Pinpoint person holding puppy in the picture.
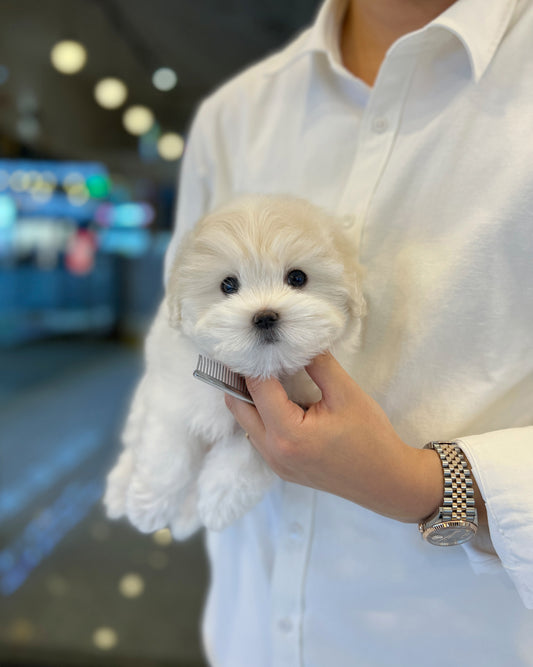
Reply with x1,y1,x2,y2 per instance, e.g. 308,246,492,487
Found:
164,0,533,664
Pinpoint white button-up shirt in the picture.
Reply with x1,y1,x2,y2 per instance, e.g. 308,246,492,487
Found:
163,0,533,664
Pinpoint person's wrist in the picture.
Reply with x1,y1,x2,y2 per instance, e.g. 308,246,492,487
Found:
404,446,443,524
374,441,443,524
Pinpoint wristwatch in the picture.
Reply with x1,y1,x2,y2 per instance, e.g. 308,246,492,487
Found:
418,441,478,546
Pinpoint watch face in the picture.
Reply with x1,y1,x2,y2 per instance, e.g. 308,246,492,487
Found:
424,521,477,547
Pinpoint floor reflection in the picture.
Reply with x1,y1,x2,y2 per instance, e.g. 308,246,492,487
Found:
0,338,208,666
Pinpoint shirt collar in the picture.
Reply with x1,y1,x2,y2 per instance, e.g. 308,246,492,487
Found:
425,0,518,82
303,0,347,63
264,0,518,83
262,0,347,75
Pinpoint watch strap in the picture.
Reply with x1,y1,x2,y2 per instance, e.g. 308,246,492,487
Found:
424,441,477,524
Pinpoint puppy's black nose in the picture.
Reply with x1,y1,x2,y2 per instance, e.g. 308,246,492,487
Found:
253,310,279,330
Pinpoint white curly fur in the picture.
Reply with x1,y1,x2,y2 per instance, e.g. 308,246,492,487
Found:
103,195,365,539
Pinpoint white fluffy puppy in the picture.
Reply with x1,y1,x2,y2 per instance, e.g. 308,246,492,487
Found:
104,195,365,539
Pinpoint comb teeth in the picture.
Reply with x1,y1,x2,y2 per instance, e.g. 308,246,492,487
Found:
193,355,254,405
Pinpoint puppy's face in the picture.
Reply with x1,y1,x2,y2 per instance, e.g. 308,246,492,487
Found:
167,196,365,378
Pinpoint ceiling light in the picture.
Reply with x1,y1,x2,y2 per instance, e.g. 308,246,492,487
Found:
122,105,154,135
152,67,178,91
94,77,128,109
157,132,184,161
50,40,87,74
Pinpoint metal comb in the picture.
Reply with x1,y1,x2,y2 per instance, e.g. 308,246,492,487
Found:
193,355,255,405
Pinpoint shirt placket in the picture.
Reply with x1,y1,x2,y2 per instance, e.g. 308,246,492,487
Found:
270,484,316,666
338,45,420,245
268,43,423,667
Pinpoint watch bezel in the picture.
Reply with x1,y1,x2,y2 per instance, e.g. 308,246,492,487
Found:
421,519,478,546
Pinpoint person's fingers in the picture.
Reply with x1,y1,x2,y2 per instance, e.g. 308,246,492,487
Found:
245,375,306,431
224,394,265,444
304,351,354,408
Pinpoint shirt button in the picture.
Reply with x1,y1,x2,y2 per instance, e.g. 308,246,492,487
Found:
341,215,355,228
289,522,304,540
278,618,293,634
372,116,389,133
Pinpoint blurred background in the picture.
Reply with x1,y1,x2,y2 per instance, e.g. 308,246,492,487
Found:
0,1,320,665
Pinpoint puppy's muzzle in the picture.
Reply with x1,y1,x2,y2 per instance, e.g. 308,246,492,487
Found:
253,309,280,343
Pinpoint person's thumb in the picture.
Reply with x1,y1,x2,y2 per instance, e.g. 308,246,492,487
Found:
246,375,305,430
305,351,353,409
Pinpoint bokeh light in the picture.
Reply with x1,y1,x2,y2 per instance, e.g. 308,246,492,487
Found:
152,529,172,546
0,65,10,85
152,67,178,91
0,194,16,229
50,40,87,74
118,573,145,598
122,105,154,135
94,77,128,109
92,627,118,650
95,202,155,227
86,173,111,198
157,132,184,161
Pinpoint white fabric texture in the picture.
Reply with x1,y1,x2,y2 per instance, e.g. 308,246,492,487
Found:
161,0,533,663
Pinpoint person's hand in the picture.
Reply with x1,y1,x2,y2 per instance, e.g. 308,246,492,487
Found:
225,351,444,523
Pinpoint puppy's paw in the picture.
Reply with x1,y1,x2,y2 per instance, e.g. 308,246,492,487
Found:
125,474,176,534
197,485,245,531
197,436,275,531
169,483,202,540
103,449,134,519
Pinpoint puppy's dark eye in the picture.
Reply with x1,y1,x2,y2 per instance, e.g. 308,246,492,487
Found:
220,276,240,295
287,269,307,289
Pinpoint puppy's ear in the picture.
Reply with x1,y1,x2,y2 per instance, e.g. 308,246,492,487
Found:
163,223,199,330
165,269,182,329
166,293,181,328
331,220,367,321
344,262,367,321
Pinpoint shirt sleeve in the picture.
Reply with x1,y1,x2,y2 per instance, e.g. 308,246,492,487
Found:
457,426,533,609
163,103,213,285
